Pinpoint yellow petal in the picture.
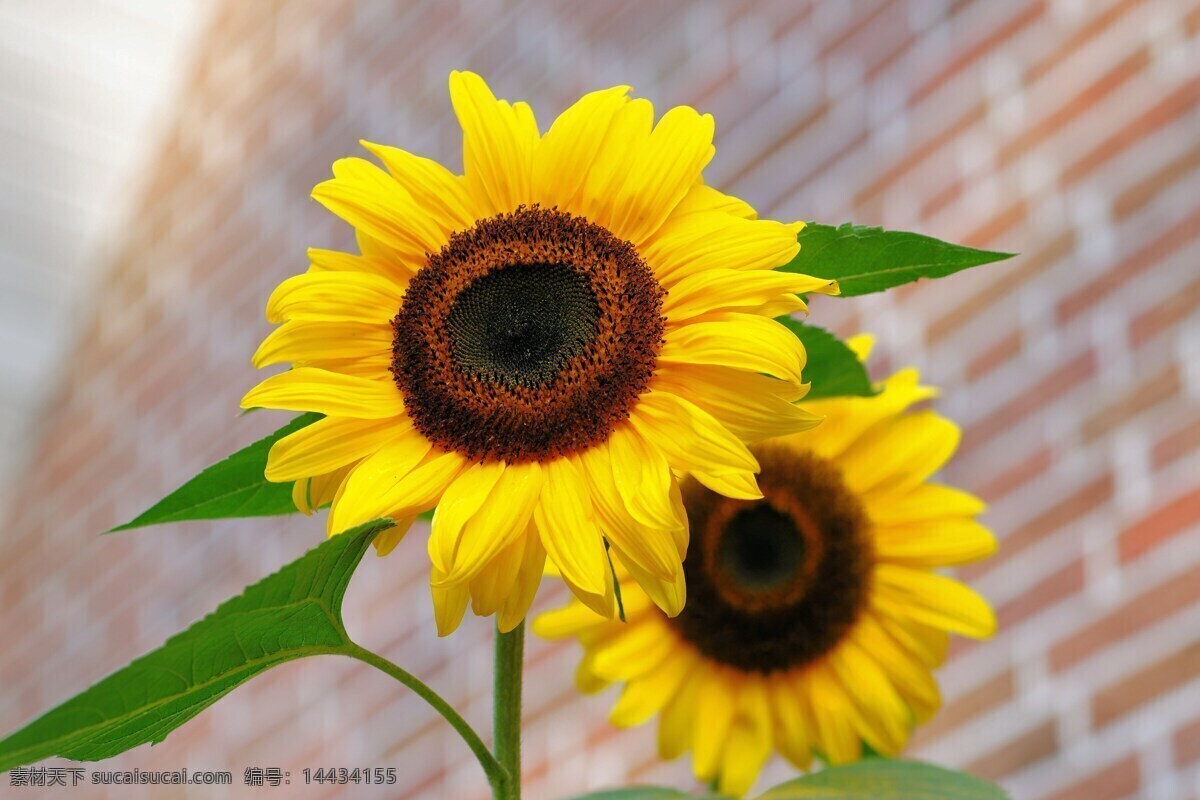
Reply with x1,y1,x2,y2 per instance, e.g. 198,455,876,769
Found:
864,483,986,525
307,246,414,283
449,70,539,215
590,619,674,683
428,461,507,576
372,515,416,557
533,458,609,596
668,182,756,220
653,362,818,443
642,214,798,287
691,665,736,781
241,368,405,419
497,530,547,633
717,678,773,797
431,567,470,637
663,268,834,322
609,647,695,728
575,98,654,228
312,157,447,258
873,564,997,638
437,462,543,584
846,334,875,362
691,469,763,502
658,669,702,760
828,638,911,756
577,447,682,580
605,105,714,245
805,664,861,765
605,425,685,531
769,674,815,770
631,390,758,473
359,140,476,233
838,410,961,495
851,613,942,722
610,541,687,618
267,415,406,482
659,312,806,384
292,461,356,515
252,320,392,368
328,442,464,536
873,517,998,567
266,271,404,324
533,85,631,210
531,597,609,639
799,368,937,460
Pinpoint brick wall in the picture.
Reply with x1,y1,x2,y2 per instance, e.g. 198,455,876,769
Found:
2,1,1197,798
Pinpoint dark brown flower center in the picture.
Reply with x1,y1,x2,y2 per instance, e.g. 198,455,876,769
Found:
392,207,664,463
668,443,873,674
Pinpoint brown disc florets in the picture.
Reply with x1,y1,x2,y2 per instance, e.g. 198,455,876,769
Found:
392,206,665,463
668,444,874,674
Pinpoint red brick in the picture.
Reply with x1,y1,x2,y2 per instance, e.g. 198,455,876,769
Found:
975,446,1053,504
911,669,1015,745
966,719,1058,780
1058,206,1200,323
1047,755,1140,800
926,230,1075,344
997,559,1084,628
966,329,1022,380
961,350,1097,453
1081,365,1181,444
1119,486,1200,563
1115,139,1200,221
1093,642,1200,728
1131,272,1200,347
910,2,1046,106
1051,569,1200,672
1152,414,1200,470
1062,77,1200,186
963,473,1112,579
1176,716,1200,767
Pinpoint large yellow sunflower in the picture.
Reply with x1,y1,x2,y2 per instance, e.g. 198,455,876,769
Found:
534,338,997,796
242,71,836,636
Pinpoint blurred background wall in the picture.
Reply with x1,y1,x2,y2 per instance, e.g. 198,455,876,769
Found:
1,1,1197,798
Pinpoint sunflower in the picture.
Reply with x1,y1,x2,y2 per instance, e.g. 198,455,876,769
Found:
241,71,836,636
534,338,997,796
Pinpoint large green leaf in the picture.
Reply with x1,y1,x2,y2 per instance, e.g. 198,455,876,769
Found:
784,223,1014,297
779,319,875,400
109,413,321,532
756,759,1010,799
0,519,391,771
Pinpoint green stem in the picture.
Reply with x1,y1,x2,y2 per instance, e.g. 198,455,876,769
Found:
345,643,507,792
492,621,525,800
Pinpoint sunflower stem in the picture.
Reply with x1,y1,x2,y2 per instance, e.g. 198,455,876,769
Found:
345,644,506,791
492,621,525,800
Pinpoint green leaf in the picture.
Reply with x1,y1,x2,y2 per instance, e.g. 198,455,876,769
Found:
756,759,1010,799
778,319,875,400
109,413,322,532
566,789,701,800
784,223,1014,297
0,519,391,772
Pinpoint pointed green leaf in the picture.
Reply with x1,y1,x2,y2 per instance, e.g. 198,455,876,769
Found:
779,319,875,400
756,759,1010,799
0,519,391,771
784,223,1014,296
109,413,322,532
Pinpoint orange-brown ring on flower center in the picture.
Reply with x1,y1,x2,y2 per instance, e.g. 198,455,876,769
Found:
667,444,873,674
392,206,665,463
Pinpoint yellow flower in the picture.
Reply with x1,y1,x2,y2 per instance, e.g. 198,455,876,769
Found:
534,338,997,795
242,71,836,636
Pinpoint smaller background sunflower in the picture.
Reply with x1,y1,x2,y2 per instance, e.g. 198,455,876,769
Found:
534,337,998,796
